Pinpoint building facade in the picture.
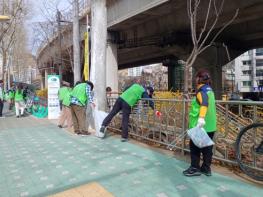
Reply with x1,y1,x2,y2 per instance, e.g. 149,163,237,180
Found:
235,49,263,95
233,48,263,100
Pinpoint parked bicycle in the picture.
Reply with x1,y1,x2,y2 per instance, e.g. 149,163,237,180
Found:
235,123,263,181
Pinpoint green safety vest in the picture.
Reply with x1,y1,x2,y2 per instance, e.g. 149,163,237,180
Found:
120,84,145,107
71,83,87,105
62,88,72,107
15,90,24,102
58,87,68,101
189,90,217,132
9,91,14,99
4,93,9,100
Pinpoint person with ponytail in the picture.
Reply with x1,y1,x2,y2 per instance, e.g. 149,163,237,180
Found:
183,69,217,177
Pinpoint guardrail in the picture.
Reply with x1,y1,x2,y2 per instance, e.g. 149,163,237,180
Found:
106,97,263,166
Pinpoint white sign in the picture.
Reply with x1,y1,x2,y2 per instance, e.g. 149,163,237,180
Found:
48,75,60,119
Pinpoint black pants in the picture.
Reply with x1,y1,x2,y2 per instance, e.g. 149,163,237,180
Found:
190,132,215,171
102,97,131,139
0,99,3,117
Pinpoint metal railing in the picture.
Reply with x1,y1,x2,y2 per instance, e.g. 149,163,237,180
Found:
106,97,263,166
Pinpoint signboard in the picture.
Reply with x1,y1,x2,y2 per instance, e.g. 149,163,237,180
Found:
48,75,60,119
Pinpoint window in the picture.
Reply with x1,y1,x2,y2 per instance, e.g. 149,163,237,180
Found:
128,67,142,76
258,80,263,86
242,81,252,87
256,70,263,77
256,59,263,67
242,60,251,66
256,48,263,56
242,70,251,75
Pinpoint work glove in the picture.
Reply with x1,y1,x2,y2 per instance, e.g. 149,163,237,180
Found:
197,117,205,128
155,110,162,117
91,102,96,108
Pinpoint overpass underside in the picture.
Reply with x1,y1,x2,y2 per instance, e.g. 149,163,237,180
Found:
37,0,263,98
107,0,263,69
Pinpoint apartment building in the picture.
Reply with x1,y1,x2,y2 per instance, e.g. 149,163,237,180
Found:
235,48,263,96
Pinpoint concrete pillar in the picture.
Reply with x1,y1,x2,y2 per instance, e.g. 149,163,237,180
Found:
168,62,184,91
164,58,184,91
106,37,118,92
210,65,222,100
90,0,107,110
73,0,81,84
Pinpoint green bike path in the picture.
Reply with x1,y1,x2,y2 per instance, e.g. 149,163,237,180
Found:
0,115,262,197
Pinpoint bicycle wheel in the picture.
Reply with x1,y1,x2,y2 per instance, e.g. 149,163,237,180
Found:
236,123,263,181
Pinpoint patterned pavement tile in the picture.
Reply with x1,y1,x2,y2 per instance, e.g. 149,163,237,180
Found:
0,113,262,197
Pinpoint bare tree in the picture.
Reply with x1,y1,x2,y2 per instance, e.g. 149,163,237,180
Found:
0,0,27,82
184,0,239,97
31,0,74,78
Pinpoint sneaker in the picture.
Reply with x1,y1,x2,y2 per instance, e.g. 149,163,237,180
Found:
74,130,82,135
121,138,128,142
100,126,107,138
16,116,19,118
200,168,212,176
183,166,201,176
81,131,91,136
255,142,263,155
58,125,63,128
100,126,106,133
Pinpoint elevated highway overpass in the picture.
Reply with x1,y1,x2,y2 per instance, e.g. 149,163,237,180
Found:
37,0,263,104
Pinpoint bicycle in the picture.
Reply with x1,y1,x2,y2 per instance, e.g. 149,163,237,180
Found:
235,123,263,181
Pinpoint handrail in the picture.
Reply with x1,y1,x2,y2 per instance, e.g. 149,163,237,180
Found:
106,96,263,168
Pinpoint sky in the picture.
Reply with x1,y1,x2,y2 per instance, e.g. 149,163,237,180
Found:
26,0,71,53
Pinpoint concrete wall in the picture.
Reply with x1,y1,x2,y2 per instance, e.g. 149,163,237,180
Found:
107,0,169,27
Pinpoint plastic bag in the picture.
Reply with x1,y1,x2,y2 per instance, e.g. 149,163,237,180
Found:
187,126,214,148
93,109,108,138
86,103,95,130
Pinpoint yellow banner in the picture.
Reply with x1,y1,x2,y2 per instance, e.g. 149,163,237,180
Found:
83,32,89,80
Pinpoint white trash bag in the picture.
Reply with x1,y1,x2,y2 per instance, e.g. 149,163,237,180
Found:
187,126,214,148
93,109,108,138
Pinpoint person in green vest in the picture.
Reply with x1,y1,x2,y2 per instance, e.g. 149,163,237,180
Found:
58,82,70,110
70,80,95,135
58,82,73,128
7,84,15,110
14,83,26,118
100,83,157,142
183,69,217,177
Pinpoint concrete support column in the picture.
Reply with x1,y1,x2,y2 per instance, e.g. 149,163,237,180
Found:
168,65,176,91
164,58,184,91
73,0,81,84
210,65,222,100
90,0,107,110
106,37,118,92
168,61,184,91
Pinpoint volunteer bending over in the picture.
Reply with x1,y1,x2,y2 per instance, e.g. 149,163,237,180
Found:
100,83,157,142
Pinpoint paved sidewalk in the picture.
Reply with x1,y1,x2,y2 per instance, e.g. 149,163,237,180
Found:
0,113,262,197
